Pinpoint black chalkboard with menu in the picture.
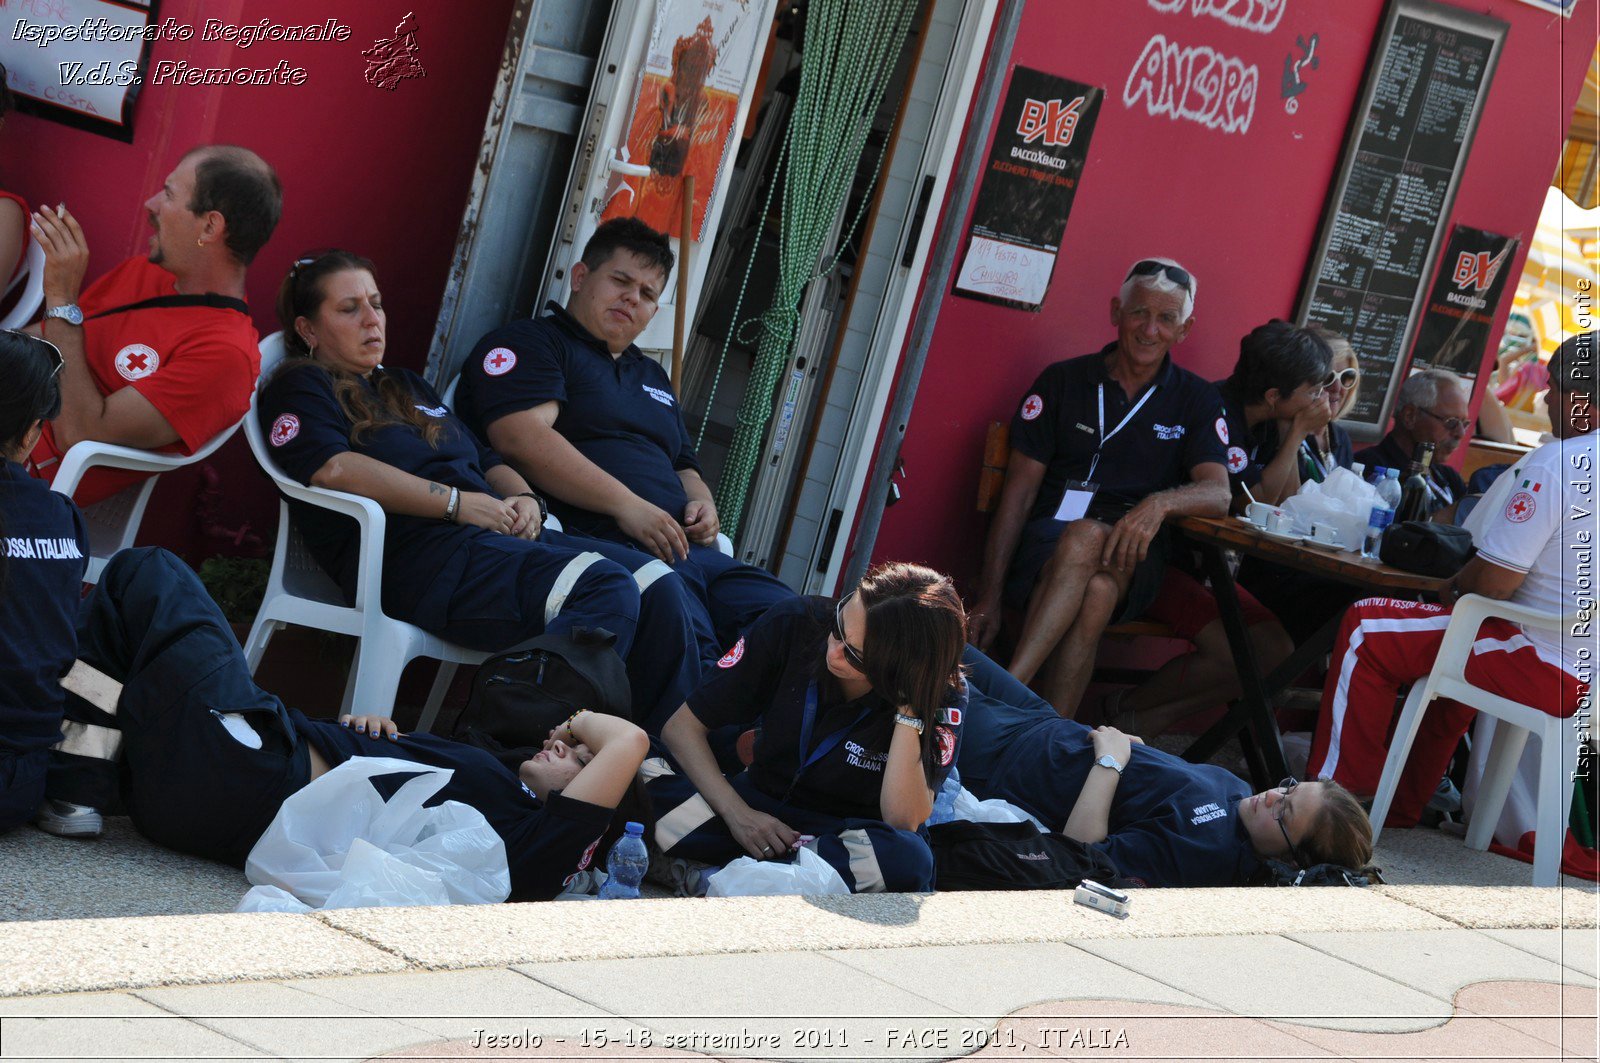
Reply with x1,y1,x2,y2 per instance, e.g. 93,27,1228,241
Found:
1295,0,1506,438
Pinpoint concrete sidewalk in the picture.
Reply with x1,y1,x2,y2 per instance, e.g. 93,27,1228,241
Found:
2,820,1596,1061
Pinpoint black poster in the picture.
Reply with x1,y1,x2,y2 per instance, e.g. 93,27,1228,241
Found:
1409,225,1517,381
953,66,1102,312
1296,0,1506,434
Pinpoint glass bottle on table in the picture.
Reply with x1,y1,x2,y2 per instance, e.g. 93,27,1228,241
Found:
1395,443,1436,524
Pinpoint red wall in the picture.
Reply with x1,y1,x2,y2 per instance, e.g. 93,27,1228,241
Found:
872,0,1595,591
2,0,513,561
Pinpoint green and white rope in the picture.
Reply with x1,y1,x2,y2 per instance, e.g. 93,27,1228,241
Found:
701,0,919,538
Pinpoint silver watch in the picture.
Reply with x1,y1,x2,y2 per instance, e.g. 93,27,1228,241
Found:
1095,753,1125,776
44,303,84,326
893,712,925,735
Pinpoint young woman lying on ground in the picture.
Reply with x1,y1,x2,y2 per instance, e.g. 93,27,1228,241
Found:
649,562,968,893
45,544,650,901
957,647,1372,886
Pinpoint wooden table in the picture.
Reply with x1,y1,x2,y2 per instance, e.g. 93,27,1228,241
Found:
1170,514,1450,789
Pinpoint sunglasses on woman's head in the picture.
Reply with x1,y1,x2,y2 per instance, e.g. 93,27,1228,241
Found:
832,592,867,671
2,329,63,379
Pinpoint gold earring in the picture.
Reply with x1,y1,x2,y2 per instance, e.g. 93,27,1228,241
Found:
196,237,204,247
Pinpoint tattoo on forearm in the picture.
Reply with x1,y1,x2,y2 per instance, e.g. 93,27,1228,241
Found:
428,482,448,497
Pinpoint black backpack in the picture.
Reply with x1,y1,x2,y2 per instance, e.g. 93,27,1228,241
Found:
928,819,1127,891
450,628,632,764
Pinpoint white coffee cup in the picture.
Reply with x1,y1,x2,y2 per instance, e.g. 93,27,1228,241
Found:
1266,509,1293,535
1245,502,1274,526
1310,521,1340,545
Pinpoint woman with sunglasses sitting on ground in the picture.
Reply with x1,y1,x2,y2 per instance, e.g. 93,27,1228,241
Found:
0,330,88,835
957,646,1373,887
650,563,967,893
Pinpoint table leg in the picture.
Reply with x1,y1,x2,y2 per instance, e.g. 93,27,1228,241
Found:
1179,543,1288,787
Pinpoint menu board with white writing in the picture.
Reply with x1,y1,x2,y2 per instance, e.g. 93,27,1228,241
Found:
1296,0,1505,436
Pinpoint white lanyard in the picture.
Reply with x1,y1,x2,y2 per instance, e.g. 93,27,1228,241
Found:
1087,381,1160,481
1300,438,1330,482
1425,475,1452,506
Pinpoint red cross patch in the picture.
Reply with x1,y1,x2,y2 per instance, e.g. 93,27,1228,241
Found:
1020,394,1044,421
717,637,745,669
1215,416,1229,444
1226,446,1248,473
936,725,956,767
483,347,517,376
115,344,159,381
269,414,301,447
1504,490,1536,523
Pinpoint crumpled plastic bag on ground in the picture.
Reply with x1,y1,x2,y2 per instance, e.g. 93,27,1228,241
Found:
706,845,850,897
236,757,511,912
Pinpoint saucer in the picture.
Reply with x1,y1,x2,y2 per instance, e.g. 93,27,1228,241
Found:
1302,536,1346,551
1258,527,1301,543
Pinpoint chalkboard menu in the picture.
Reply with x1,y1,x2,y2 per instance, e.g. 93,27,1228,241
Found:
1296,0,1506,437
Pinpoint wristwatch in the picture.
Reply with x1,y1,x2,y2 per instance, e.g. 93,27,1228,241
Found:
893,713,925,735
44,303,84,326
1094,753,1125,776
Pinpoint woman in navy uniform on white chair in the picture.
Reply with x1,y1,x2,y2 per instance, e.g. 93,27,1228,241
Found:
652,562,967,893
260,251,713,726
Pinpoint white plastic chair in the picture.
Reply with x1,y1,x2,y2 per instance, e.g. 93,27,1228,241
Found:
1368,594,1580,886
439,372,732,556
244,334,522,733
49,335,253,584
1,240,44,330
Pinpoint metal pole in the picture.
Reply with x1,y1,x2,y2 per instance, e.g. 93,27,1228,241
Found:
842,0,1026,588
673,173,695,394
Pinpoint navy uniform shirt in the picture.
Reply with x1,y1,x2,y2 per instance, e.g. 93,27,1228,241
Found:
1215,380,1284,493
1352,433,1466,513
981,714,1261,887
0,462,88,755
295,710,615,901
1010,345,1228,520
687,597,965,822
258,362,505,613
455,303,701,540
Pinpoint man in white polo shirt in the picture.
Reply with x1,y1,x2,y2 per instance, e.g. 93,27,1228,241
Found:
1308,332,1594,827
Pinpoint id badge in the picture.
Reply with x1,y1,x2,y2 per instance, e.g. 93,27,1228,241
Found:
1053,480,1100,522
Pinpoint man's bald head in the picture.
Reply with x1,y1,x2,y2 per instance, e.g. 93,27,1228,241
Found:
182,145,282,265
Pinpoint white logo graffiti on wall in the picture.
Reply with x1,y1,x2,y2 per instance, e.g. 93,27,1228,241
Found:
1124,35,1258,135
115,344,160,380
1147,0,1286,35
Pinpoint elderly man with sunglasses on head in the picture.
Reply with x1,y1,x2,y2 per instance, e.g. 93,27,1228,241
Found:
1353,369,1470,521
967,257,1231,719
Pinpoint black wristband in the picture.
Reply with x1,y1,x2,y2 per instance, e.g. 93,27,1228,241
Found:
516,491,549,526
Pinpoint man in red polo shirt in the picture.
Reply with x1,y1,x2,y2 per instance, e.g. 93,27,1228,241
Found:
27,145,282,506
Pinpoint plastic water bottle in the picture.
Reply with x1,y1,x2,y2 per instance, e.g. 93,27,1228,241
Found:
1362,467,1394,560
597,821,648,899
930,767,962,825
1380,467,1403,511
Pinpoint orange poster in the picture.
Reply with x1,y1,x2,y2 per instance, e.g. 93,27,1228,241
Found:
601,2,768,241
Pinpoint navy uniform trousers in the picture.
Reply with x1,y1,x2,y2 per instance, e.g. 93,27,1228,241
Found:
642,753,934,893
49,548,311,862
664,542,794,655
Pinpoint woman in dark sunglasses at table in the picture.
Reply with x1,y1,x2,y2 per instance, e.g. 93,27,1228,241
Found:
0,330,89,834
651,562,967,893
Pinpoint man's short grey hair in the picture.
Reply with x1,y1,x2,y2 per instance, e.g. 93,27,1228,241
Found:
1397,369,1466,411
1118,256,1196,320
1548,331,1596,398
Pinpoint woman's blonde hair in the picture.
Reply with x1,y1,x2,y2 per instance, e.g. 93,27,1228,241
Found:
1314,327,1362,421
274,250,445,448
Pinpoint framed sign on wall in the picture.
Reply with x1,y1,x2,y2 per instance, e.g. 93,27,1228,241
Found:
1295,0,1508,438
0,0,163,142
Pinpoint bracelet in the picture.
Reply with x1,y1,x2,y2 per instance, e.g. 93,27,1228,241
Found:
443,486,460,523
562,709,587,744
893,712,925,735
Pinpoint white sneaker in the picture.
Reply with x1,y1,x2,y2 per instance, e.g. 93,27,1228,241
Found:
34,799,103,838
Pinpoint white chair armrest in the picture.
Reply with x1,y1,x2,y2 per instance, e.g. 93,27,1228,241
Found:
53,440,203,496
1432,593,1572,679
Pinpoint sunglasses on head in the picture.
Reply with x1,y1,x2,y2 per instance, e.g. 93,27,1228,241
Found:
1125,259,1194,294
831,591,867,671
2,329,63,379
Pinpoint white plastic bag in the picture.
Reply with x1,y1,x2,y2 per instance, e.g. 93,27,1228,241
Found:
705,845,850,897
950,787,1049,830
1284,472,1375,550
238,757,511,911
